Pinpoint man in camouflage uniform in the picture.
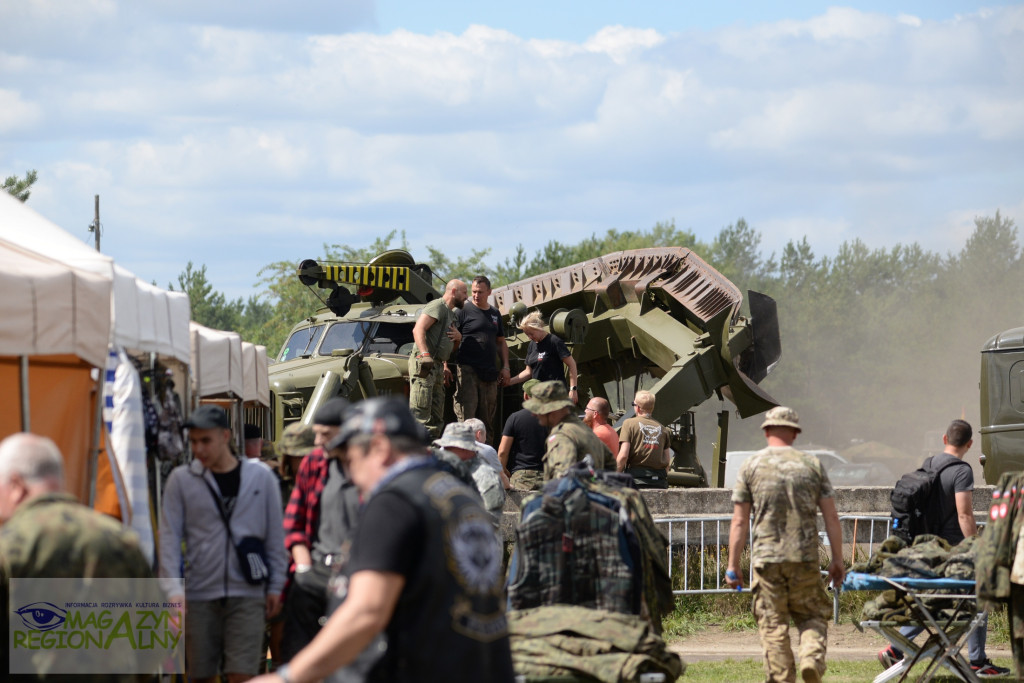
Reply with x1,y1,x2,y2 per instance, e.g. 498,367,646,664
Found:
523,380,612,481
725,407,844,683
433,422,506,525
410,279,467,438
0,433,155,680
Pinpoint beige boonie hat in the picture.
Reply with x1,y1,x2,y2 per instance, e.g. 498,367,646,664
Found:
760,406,801,432
433,422,479,452
280,422,316,456
522,380,576,415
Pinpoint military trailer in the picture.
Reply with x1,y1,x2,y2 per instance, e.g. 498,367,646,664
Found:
980,326,1024,482
268,247,782,487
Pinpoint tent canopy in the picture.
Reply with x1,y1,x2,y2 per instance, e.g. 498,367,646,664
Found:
0,192,191,363
242,342,270,407
113,266,190,364
190,322,244,398
0,241,112,368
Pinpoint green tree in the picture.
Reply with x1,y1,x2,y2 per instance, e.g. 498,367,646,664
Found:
3,169,37,202
170,262,242,332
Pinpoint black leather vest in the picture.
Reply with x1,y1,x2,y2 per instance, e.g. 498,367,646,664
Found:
369,464,514,683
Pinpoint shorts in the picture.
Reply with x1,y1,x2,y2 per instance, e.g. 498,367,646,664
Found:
185,596,266,677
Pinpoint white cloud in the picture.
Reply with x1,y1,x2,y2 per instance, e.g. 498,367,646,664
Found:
1,5,1021,301
0,90,41,133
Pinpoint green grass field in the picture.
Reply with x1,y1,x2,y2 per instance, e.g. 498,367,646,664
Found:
679,657,1016,681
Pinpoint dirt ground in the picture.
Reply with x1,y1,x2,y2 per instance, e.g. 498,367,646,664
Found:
669,622,1013,662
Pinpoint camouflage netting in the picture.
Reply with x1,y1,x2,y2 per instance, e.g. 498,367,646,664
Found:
854,534,979,623
507,606,685,683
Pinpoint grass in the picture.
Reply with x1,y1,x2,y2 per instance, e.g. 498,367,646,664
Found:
678,658,1017,681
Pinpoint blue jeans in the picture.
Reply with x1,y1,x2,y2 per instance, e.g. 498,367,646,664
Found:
894,611,986,664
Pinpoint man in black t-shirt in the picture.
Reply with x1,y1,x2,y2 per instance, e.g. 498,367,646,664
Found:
258,398,514,683
879,420,1009,677
498,379,547,491
448,275,510,444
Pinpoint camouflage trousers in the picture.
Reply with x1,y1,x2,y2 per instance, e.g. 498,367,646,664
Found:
453,364,498,443
752,561,831,683
510,469,544,491
409,357,446,438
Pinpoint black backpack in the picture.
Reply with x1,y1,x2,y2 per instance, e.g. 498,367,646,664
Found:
890,456,969,543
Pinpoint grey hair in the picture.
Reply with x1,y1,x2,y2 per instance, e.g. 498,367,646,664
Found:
464,418,486,441
0,433,65,486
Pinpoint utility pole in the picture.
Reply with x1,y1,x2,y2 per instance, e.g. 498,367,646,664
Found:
88,194,101,251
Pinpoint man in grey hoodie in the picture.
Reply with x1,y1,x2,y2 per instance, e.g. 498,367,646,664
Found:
159,404,288,682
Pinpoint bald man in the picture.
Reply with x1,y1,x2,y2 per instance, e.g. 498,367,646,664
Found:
410,278,468,437
583,397,619,456
0,433,155,679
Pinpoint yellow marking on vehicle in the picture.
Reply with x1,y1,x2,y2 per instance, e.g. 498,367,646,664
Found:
323,265,411,291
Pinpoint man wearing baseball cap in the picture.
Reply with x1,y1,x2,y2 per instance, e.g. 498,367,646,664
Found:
257,397,513,683
523,380,611,482
497,378,548,490
159,404,288,682
281,397,357,662
724,406,844,683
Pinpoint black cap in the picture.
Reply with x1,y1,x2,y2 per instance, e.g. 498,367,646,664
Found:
243,423,262,440
184,404,230,430
327,397,428,450
313,397,351,427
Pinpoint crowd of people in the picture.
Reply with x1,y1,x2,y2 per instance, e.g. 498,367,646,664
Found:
0,274,1007,681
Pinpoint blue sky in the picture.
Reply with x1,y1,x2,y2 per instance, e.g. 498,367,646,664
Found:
0,1,1021,303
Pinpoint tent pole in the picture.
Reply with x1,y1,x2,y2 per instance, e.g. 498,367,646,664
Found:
87,360,106,507
19,356,30,432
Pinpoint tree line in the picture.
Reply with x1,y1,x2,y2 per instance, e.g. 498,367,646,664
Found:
180,212,1021,460
8,170,1017,461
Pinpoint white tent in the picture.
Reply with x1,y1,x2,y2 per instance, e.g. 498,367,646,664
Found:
0,192,191,364
0,239,112,368
190,322,244,399
242,342,270,407
0,192,191,532
113,266,191,365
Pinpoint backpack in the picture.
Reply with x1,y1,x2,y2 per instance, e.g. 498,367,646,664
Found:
890,456,969,543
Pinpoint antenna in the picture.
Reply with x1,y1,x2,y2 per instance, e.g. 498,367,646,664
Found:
87,195,101,251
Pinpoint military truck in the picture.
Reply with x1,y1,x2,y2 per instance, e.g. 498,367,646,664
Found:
268,247,782,487
980,326,1024,482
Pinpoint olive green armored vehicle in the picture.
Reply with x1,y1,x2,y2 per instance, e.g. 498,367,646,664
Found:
268,248,781,487
980,326,1024,483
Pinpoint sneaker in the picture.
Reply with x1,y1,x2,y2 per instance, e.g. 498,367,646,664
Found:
971,659,1011,677
878,646,903,669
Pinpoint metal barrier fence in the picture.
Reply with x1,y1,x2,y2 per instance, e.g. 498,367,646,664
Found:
655,514,894,622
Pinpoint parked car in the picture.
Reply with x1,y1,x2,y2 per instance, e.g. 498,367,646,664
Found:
723,448,895,488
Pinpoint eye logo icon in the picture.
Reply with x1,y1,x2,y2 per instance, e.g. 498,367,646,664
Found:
14,602,66,631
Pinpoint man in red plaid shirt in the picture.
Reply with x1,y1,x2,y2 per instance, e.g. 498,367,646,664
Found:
280,398,359,662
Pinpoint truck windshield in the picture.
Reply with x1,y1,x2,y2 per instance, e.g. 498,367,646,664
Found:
320,322,369,355
279,325,325,362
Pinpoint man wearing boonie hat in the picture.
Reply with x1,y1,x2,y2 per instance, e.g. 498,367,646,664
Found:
523,380,611,481
433,421,505,524
724,406,844,683
281,397,359,663
258,397,514,683
498,378,547,490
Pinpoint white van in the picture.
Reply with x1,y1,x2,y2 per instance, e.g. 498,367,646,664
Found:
722,448,857,488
